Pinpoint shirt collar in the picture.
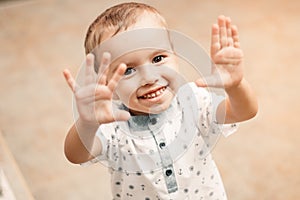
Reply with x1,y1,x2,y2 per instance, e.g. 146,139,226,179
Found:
115,97,179,137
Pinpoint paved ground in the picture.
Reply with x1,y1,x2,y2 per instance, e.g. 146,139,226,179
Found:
0,0,299,199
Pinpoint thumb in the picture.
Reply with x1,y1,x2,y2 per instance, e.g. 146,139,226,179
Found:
195,77,208,87
195,75,224,88
113,110,131,122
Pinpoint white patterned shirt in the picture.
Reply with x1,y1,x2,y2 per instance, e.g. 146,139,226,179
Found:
86,83,237,200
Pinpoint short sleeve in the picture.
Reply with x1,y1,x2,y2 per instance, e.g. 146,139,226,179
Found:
183,83,238,159
210,92,238,137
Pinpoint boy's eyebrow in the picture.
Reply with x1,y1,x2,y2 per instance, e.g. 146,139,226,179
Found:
131,49,170,65
149,49,170,59
109,49,172,74
124,49,170,64
152,49,169,54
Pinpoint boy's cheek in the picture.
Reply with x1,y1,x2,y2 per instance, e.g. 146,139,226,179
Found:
115,83,136,102
159,65,185,90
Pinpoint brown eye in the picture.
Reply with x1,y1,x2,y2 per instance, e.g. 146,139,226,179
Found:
152,55,165,64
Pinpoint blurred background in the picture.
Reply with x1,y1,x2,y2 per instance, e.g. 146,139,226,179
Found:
0,0,299,199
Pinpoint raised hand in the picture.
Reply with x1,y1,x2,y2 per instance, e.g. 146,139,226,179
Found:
196,15,244,90
63,53,131,126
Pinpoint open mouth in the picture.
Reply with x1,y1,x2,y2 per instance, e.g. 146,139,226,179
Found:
138,86,167,99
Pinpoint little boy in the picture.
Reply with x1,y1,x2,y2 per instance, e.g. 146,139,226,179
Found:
63,2,257,199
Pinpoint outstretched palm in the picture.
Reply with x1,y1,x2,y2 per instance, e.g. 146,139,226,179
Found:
196,15,244,90
63,53,130,125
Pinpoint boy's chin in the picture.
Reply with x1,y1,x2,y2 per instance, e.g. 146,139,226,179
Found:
149,103,171,114
129,103,171,116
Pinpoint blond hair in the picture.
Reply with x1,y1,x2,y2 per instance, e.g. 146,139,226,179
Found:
84,2,167,56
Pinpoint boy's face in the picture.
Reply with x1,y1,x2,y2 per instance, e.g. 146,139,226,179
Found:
104,13,181,115
112,49,179,115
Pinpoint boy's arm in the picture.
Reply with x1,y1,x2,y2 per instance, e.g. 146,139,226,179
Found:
64,120,100,164
196,15,258,124
217,78,258,123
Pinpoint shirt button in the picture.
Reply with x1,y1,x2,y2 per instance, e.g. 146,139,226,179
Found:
150,118,157,125
165,169,173,176
159,142,166,149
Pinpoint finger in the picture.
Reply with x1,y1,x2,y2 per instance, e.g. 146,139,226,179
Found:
85,53,96,85
97,52,111,85
107,63,127,91
210,24,220,56
218,15,227,48
98,66,109,86
63,69,79,92
231,25,240,48
226,17,233,46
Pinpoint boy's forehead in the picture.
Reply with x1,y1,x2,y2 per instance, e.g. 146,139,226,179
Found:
95,28,172,62
98,11,166,45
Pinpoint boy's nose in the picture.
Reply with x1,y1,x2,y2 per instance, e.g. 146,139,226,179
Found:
139,65,159,86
